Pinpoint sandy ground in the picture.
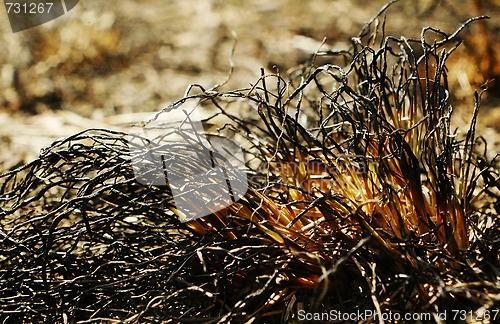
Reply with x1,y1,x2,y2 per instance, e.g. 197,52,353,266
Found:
0,0,499,171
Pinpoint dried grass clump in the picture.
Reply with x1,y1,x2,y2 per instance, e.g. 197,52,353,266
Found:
1,8,500,324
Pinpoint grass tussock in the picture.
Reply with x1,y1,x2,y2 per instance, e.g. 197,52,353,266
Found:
1,6,500,324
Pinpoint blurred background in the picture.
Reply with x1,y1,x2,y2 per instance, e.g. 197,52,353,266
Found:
0,0,499,171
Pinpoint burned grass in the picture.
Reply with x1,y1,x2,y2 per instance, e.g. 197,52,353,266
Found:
1,8,500,324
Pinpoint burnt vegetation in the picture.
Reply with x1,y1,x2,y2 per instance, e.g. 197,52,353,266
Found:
1,5,500,324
